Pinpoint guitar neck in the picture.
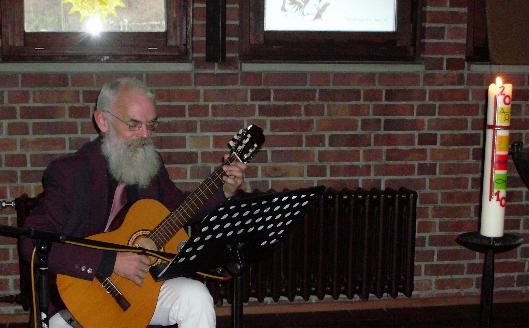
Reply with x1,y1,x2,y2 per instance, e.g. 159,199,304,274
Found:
149,153,238,247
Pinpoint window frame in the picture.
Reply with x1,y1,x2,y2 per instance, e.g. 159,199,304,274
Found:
465,0,489,62
0,0,190,62
240,0,422,62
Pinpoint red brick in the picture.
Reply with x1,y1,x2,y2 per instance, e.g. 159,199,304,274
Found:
271,150,314,163
20,138,66,151
431,205,471,218
152,136,186,149
319,89,361,102
374,163,415,176
447,27,467,40
30,153,65,167
385,178,426,190
418,192,439,205
386,148,427,161
439,162,480,175
423,57,444,70
147,73,193,87
8,90,30,104
429,89,469,101
21,170,44,183
263,73,307,86
195,73,239,86
330,165,371,177
203,89,247,102
250,89,271,101
274,89,316,102
361,119,381,131
82,90,100,104
5,154,27,167
187,105,209,117
304,135,325,147
326,104,367,116
156,90,201,102
190,166,213,179
446,58,466,70
318,150,360,162
378,73,420,86
258,104,301,116
20,106,66,119
71,73,95,87
440,133,480,146
439,219,478,232
329,134,371,147
438,104,479,116
33,90,79,103
156,120,197,133
424,73,465,86
161,151,199,165
423,42,465,56
373,104,414,116
307,165,327,177
384,119,425,131
363,89,383,101
430,177,469,190
0,74,19,88
201,120,245,132
431,149,470,160
0,139,17,151
309,73,331,86
424,26,445,40
304,104,325,116
385,89,426,101
333,73,375,86
374,134,415,146
157,105,186,118
425,11,466,24
265,135,303,148
33,122,78,135
241,73,262,86
68,106,91,119
263,166,304,177
428,118,468,130
316,119,357,131
270,119,313,132
418,133,438,145
0,106,17,119
425,263,465,276
21,73,68,87
435,278,474,290
212,104,257,117
437,248,476,261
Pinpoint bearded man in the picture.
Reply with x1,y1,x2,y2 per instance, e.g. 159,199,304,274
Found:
20,78,246,328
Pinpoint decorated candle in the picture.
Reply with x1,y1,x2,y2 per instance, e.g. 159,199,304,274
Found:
480,77,512,237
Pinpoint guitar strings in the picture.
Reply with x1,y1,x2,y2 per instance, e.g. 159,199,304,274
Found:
149,153,237,247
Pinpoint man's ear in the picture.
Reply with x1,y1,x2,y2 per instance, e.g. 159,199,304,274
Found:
94,110,109,133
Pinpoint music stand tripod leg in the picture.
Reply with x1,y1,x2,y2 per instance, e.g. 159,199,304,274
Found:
226,243,244,328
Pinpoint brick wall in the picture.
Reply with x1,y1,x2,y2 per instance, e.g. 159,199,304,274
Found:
1,0,529,314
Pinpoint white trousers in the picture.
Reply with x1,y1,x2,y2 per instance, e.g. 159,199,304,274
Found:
48,277,216,328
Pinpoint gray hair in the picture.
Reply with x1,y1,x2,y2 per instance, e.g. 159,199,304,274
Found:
96,77,155,113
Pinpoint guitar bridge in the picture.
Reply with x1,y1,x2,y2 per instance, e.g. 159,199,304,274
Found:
97,276,130,311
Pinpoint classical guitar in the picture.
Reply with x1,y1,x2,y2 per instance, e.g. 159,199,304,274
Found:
56,125,265,328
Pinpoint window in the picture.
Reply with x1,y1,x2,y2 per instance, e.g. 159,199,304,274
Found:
0,0,189,62
240,0,421,61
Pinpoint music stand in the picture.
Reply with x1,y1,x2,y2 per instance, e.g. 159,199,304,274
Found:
152,186,325,328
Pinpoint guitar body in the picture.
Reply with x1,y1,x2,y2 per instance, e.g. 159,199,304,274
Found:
56,199,189,328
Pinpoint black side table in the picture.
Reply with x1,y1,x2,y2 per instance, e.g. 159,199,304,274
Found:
456,232,523,328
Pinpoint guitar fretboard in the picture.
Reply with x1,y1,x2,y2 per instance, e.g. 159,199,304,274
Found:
149,153,238,247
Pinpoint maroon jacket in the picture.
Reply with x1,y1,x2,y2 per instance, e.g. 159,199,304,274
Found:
20,138,226,281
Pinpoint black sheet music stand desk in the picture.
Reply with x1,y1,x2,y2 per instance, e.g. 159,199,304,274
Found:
153,186,325,328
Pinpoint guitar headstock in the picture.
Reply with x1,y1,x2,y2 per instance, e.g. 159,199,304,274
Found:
228,125,265,163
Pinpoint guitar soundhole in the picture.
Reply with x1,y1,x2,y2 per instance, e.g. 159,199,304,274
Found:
129,230,162,266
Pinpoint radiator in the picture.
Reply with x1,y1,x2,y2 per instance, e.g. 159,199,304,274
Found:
203,187,418,305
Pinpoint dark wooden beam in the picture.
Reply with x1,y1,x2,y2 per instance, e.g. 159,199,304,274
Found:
206,0,226,63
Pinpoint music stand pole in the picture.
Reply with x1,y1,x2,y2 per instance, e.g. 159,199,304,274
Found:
35,240,51,328
152,186,326,328
225,243,244,328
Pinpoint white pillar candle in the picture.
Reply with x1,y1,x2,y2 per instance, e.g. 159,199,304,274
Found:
480,77,512,237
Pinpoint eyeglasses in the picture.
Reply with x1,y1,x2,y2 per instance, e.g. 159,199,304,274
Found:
103,110,159,132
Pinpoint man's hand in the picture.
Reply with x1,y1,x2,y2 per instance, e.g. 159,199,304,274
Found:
222,154,247,198
114,252,150,286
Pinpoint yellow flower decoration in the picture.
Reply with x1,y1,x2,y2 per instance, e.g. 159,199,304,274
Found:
62,0,126,22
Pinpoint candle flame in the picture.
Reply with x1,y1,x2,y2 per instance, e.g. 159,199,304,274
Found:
496,77,503,87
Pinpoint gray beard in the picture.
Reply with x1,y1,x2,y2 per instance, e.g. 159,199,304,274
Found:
101,128,161,188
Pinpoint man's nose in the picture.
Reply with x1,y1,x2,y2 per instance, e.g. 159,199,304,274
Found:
136,124,151,138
